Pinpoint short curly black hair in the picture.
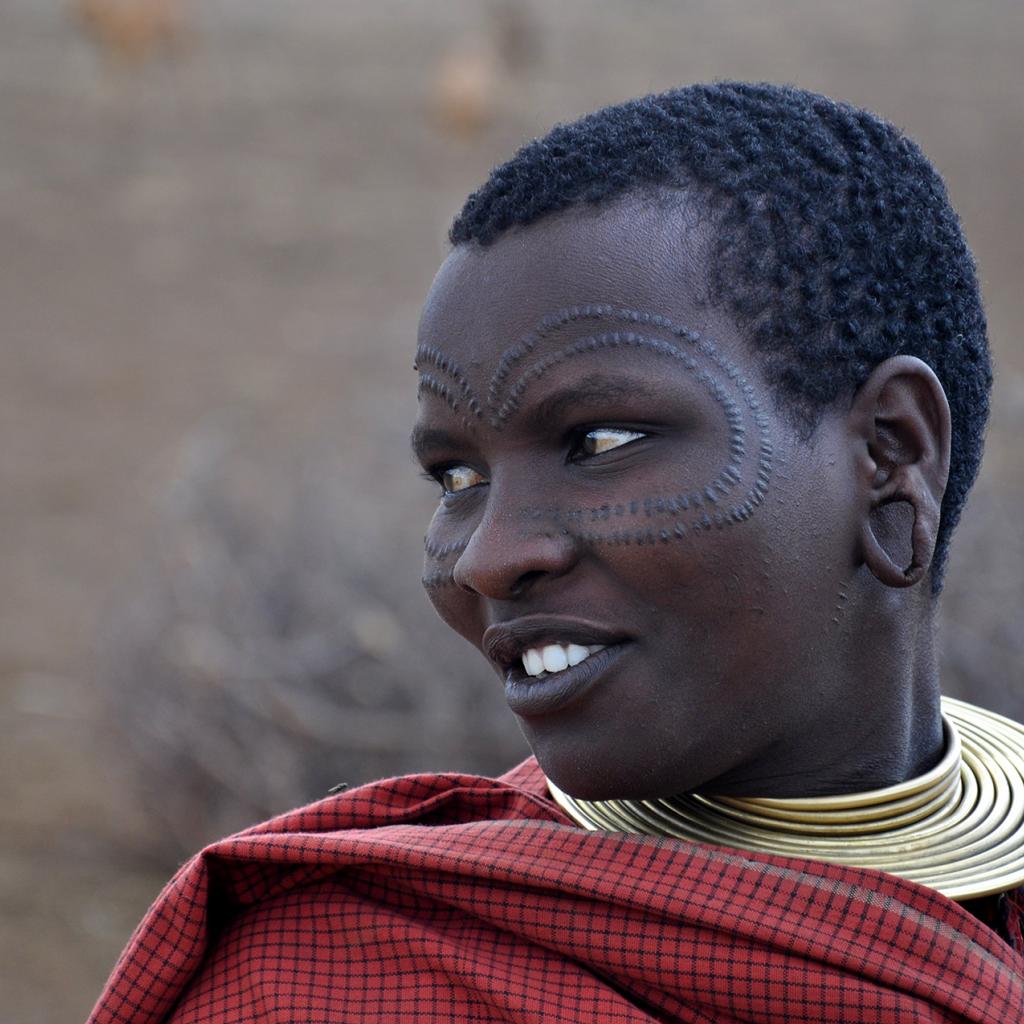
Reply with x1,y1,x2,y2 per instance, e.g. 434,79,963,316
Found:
450,82,991,592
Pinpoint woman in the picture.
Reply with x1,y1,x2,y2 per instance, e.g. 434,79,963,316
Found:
90,83,1024,1022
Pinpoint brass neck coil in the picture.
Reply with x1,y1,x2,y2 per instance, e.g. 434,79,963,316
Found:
548,697,1024,901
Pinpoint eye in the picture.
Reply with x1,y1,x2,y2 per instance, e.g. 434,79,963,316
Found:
575,427,647,458
439,465,487,494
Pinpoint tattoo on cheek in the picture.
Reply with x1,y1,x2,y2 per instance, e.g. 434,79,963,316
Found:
419,306,774,587
421,536,467,591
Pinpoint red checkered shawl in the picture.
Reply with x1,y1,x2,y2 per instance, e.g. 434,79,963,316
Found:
89,758,1024,1023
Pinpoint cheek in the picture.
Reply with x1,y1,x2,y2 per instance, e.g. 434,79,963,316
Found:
422,519,466,590
422,565,492,657
601,517,767,631
422,578,475,643
421,513,476,639
650,476,854,690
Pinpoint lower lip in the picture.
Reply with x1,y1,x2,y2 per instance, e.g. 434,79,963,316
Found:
503,643,629,717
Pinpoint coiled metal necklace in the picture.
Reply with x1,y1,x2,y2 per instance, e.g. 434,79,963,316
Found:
548,697,1024,901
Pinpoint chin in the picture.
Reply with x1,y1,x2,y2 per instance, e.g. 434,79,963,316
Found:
530,741,697,802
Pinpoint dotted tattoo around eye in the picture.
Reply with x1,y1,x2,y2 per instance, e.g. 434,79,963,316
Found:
487,303,617,414
419,305,774,578
492,330,745,520
486,306,773,540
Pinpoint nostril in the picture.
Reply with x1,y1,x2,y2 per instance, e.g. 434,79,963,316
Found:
509,569,547,597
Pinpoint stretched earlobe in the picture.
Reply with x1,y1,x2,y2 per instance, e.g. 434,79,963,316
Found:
860,476,941,588
850,356,951,590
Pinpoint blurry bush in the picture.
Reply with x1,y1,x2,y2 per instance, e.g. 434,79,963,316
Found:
97,421,527,862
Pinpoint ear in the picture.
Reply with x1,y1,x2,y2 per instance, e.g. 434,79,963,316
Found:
848,356,952,589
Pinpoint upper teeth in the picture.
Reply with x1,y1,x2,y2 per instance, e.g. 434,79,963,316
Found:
521,643,606,678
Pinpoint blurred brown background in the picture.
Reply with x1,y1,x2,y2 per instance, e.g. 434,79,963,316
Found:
3,1,1023,1020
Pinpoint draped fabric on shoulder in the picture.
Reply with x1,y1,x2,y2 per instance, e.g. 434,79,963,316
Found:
89,759,1024,1024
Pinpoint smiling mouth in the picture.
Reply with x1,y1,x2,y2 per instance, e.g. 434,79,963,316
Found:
518,642,609,679
502,641,630,716
482,617,632,716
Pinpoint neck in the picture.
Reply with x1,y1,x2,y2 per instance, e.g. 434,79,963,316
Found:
711,595,945,799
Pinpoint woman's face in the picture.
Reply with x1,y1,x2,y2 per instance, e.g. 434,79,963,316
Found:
412,197,861,800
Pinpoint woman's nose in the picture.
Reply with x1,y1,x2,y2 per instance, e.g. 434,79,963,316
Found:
452,503,580,600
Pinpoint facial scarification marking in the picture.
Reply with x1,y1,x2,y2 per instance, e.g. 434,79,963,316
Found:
420,306,774,586
421,569,458,591
486,305,598,411
491,331,745,518
423,536,468,560
421,525,469,592
414,344,483,430
416,374,460,415
832,584,849,626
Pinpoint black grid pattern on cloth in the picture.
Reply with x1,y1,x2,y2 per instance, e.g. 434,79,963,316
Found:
88,759,1024,1024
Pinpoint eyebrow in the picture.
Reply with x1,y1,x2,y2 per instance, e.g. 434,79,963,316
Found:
528,373,658,428
409,425,465,461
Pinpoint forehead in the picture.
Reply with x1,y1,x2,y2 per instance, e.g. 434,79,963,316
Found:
417,197,718,373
